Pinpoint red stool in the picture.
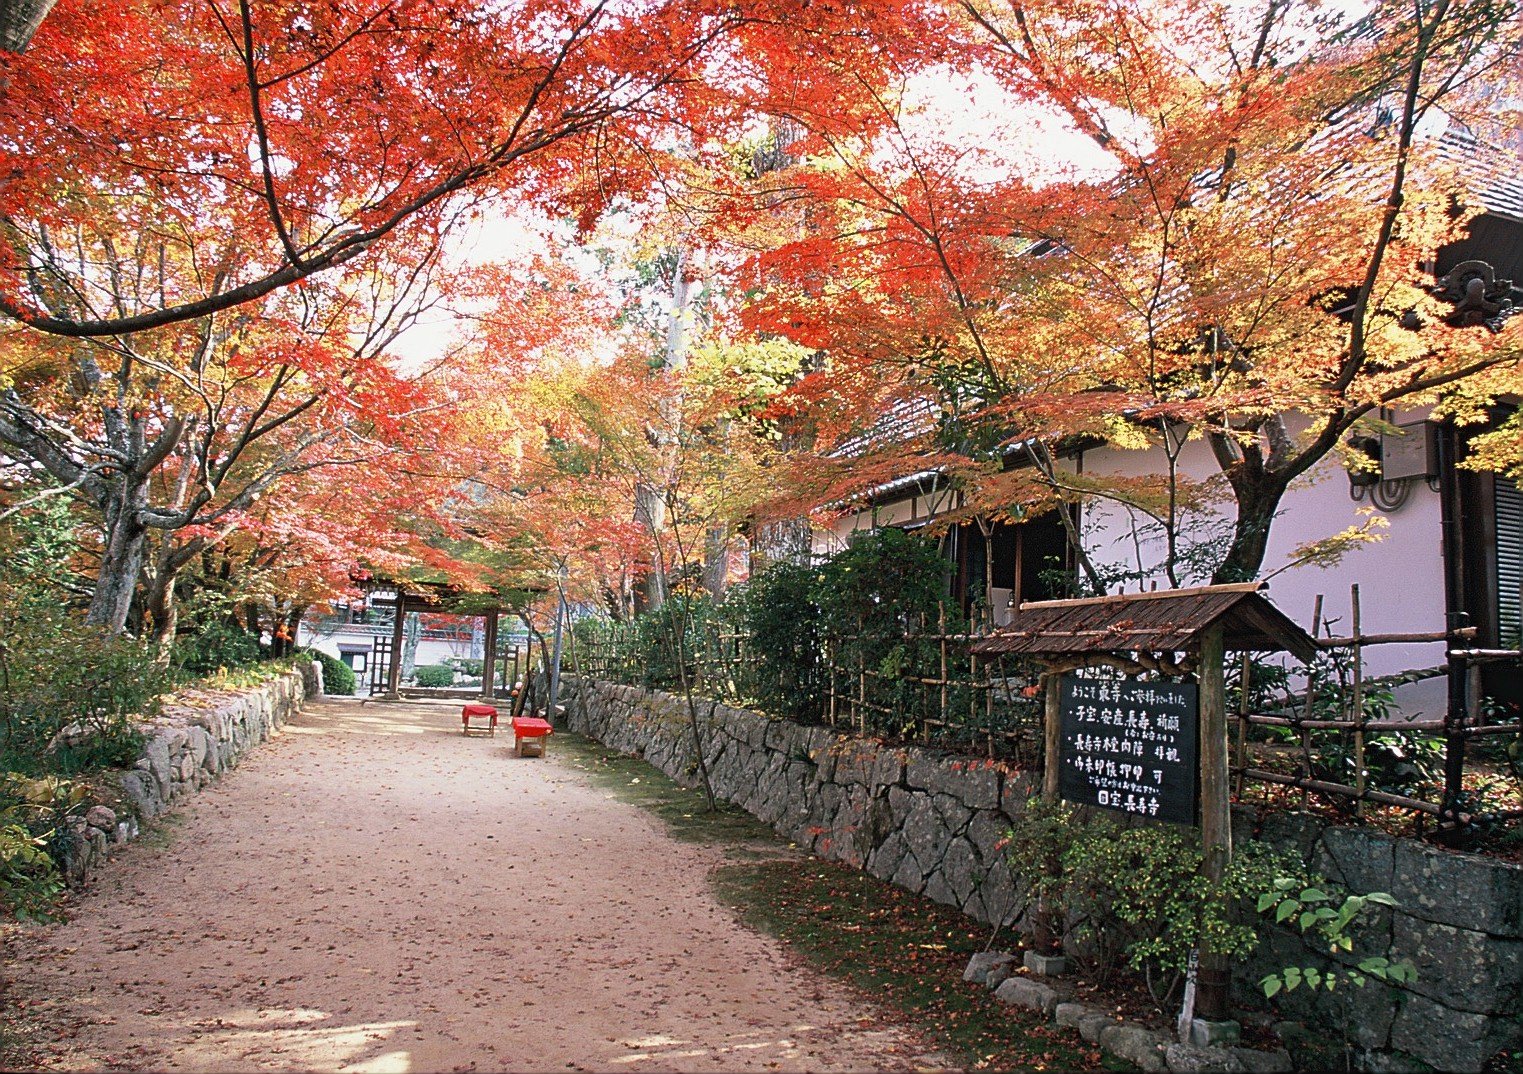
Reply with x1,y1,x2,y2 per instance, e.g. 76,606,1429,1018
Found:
461,703,498,737
511,716,553,757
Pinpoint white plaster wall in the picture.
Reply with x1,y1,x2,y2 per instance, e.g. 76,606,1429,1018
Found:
1077,440,1447,678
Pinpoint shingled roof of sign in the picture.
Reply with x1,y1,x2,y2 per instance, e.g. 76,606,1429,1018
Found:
969,582,1319,662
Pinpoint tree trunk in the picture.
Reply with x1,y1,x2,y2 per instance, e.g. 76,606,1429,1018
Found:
703,523,730,599
84,485,148,632
145,569,179,659
0,0,58,52
1210,474,1288,584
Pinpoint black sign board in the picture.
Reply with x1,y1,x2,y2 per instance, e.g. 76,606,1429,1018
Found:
1058,675,1199,825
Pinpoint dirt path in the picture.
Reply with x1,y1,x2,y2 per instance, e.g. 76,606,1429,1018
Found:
5,698,947,1073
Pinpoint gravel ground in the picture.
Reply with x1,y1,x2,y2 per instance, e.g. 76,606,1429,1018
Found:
3,697,946,1073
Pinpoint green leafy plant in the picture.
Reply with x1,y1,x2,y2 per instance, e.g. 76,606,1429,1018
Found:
172,619,263,676
0,815,64,921
413,664,455,688
1006,798,1303,1002
307,650,358,696
0,773,88,921
1257,879,1415,997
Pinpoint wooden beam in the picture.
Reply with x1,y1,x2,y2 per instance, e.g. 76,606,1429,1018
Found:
1196,623,1232,1022
1043,671,1062,802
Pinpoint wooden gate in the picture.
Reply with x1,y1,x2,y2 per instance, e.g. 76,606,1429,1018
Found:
369,634,393,694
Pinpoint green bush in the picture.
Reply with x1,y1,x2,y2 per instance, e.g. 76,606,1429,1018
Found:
307,650,357,696
731,562,824,718
413,664,455,688
451,658,484,677
0,773,87,921
1007,798,1302,999
172,620,263,677
0,606,168,776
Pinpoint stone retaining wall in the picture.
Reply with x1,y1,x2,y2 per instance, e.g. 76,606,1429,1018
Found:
566,679,1523,1073
58,662,320,887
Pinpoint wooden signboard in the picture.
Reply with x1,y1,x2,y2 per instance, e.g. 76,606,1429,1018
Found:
1058,675,1199,825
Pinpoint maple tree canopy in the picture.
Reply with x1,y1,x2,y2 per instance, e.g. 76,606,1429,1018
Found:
0,0,937,338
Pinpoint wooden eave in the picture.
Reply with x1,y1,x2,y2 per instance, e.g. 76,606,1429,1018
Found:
969,582,1317,662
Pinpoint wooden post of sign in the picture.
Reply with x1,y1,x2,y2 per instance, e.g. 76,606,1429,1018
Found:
384,589,406,699
1194,623,1237,1035
1043,668,1062,802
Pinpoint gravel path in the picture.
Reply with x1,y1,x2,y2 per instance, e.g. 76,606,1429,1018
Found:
4,697,945,1073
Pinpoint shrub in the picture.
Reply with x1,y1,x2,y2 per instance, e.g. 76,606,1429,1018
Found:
452,658,484,677
0,607,169,776
0,773,87,921
730,562,824,718
413,664,455,688
1007,798,1302,1002
307,650,358,696
173,620,263,677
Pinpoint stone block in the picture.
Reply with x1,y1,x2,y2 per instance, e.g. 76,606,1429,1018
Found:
984,956,1017,990
932,793,973,838
1389,991,1501,1073
962,951,1016,986
952,763,1001,810
1358,1052,1435,1074
1078,1010,1120,1044
84,805,116,831
1099,1023,1169,1072
967,856,1020,931
966,809,1011,861
1314,826,1396,895
1251,808,1323,860
1392,915,1523,1014
1186,1019,1240,1048
902,794,951,874
1165,1043,1245,1073
1229,1047,1293,1074
1391,839,1523,938
117,770,160,819
923,871,958,909
1023,950,1068,977
940,837,979,907
873,747,906,790
1055,1001,1106,1030
890,854,927,895
866,831,908,882
994,976,1060,1016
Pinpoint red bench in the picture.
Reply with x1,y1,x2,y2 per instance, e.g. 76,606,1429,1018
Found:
461,703,498,737
511,716,553,757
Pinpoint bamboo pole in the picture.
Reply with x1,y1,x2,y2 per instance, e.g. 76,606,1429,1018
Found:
939,603,948,744
1351,585,1365,817
1301,594,1324,807
1234,651,1251,797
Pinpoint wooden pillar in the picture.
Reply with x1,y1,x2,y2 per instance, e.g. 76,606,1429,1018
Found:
385,589,406,698
1196,623,1232,1023
1043,669,1062,802
481,608,499,701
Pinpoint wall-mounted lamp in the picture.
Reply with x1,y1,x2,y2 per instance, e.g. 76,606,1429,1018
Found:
1346,436,1382,491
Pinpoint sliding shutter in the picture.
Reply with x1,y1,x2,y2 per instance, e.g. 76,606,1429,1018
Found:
1496,475,1523,647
